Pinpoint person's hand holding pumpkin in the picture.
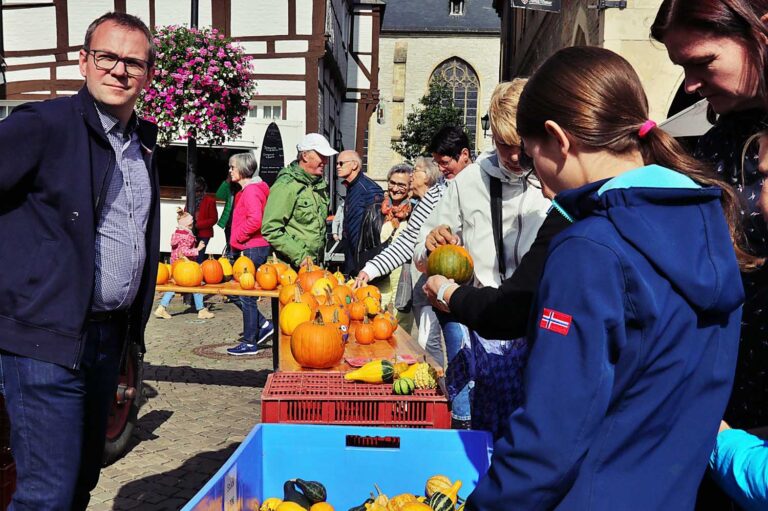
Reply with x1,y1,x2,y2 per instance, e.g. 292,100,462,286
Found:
423,274,458,313
425,224,460,252
353,270,370,289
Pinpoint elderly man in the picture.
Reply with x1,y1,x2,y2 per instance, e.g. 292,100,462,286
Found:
0,12,159,510
336,149,383,274
262,133,336,267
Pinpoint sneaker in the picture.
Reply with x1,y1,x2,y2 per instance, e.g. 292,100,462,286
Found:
197,308,215,319
154,305,172,319
451,418,472,430
226,342,261,356
256,321,275,346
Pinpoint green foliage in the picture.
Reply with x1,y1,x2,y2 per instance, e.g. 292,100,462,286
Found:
391,79,470,161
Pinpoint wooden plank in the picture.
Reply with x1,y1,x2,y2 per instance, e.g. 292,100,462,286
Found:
156,282,278,298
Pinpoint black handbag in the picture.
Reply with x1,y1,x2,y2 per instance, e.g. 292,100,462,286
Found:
355,229,396,281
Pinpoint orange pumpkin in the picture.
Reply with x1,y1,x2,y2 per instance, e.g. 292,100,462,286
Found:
332,285,354,306
355,318,375,345
362,296,381,316
165,262,173,279
373,316,395,340
173,257,203,287
279,283,300,305
156,262,170,285
354,285,382,302
270,253,290,278
348,301,367,321
310,277,336,298
297,257,321,275
290,314,345,369
239,267,256,290
319,302,350,327
201,256,224,284
256,264,278,290
279,267,298,286
299,290,319,312
299,269,326,293
232,254,256,282
376,303,398,330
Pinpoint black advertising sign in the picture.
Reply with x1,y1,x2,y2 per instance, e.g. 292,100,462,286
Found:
511,0,561,12
259,122,285,187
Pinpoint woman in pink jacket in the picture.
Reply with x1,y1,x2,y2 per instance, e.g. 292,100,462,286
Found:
226,153,273,356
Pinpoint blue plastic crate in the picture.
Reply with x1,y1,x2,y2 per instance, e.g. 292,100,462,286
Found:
183,424,493,511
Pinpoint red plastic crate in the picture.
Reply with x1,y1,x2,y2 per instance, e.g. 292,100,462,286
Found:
261,372,450,428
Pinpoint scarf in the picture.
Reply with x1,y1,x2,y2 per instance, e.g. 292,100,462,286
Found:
380,193,412,228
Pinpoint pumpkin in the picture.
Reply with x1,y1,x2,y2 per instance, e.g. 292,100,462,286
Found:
425,476,455,499
280,289,314,335
331,285,354,306
355,317,375,345
239,267,256,290
298,269,326,293
260,498,283,511
279,283,300,306
270,253,290,278
232,254,256,282
201,256,224,284
256,264,279,290
399,504,431,511
297,257,321,274
218,256,233,280
276,503,308,511
332,271,346,285
362,296,381,316
426,245,474,284
348,301,367,321
279,267,298,286
309,503,334,511
156,262,169,284
299,290,319,311
354,284,382,302
373,316,395,340
376,303,398,330
319,300,349,328
172,257,203,287
282,481,312,510
310,277,336,297
290,314,345,369
165,262,173,279
388,493,418,511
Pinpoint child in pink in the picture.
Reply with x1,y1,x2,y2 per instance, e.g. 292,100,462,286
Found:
155,209,215,319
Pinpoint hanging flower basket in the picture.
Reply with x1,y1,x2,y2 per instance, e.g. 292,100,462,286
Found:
138,25,257,147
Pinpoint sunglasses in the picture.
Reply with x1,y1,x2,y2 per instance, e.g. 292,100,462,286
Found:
518,142,540,190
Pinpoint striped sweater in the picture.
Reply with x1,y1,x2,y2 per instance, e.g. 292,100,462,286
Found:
361,179,447,279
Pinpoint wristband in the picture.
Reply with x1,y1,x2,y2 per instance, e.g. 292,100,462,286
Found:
436,279,457,309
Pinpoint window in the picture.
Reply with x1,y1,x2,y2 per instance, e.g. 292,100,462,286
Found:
449,0,464,15
430,58,480,142
248,102,283,120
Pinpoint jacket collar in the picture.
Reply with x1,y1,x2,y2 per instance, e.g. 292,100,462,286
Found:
75,86,157,152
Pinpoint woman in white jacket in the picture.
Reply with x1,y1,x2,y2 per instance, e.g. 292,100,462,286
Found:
413,79,551,429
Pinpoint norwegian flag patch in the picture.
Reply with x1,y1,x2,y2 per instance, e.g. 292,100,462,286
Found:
539,308,572,336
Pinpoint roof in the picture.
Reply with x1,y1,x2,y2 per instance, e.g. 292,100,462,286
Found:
381,0,500,34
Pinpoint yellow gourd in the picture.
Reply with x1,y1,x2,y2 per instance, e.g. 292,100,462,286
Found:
276,502,307,511
239,267,256,290
260,498,283,511
309,503,335,511
344,359,395,383
398,364,418,380
425,475,454,499
388,493,417,511
399,503,432,511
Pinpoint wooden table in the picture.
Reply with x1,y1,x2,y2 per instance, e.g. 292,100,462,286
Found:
156,282,281,369
278,321,443,374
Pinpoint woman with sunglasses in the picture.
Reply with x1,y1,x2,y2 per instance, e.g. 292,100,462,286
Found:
466,45,756,511
356,163,414,328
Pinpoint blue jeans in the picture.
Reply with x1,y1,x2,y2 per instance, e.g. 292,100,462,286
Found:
196,236,210,264
160,291,204,310
236,246,270,342
436,311,471,421
0,317,126,511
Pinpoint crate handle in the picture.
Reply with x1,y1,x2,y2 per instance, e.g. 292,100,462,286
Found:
345,435,401,449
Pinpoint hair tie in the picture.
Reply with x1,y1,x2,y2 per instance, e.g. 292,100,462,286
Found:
638,120,656,138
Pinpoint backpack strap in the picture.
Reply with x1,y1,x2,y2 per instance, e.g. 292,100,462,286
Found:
490,176,506,282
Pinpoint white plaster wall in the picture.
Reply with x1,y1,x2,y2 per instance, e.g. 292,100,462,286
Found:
67,0,111,46
296,0,314,35
240,41,268,54
346,57,371,90
353,15,373,53
155,0,212,28
252,58,305,75
367,35,500,180
256,80,306,96
125,0,151,26
276,40,310,53
6,6,57,51
55,65,85,80
232,0,288,36
340,101,359,151
6,68,51,82
5,55,56,67
286,100,307,123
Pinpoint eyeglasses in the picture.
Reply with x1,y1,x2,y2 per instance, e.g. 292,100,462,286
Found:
336,160,353,167
85,49,150,78
519,142,541,189
388,180,409,190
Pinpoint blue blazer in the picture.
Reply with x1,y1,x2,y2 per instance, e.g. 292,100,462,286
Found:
0,87,160,368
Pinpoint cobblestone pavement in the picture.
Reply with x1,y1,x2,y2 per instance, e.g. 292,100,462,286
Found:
90,294,275,511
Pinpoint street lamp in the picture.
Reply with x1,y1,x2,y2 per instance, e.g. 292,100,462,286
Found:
481,113,490,138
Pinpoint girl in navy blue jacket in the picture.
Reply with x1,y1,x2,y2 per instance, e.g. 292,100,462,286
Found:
466,46,762,510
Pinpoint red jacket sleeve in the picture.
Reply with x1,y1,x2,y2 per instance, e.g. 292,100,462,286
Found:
195,195,218,231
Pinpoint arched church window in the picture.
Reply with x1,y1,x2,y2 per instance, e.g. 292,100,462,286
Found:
430,57,480,142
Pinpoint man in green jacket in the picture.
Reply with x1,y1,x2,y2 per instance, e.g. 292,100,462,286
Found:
262,133,335,267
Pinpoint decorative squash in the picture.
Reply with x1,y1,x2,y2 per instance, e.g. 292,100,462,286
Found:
332,271,346,285
260,498,283,511
348,301,367,321
156,262,169,285
344,359,395,383
232,254,256,282
355,317,375,345
388,493,418,511
310,277,336,298
426,245,474,284
376,303,398,330
414,362,439,390
256,264,279,290
398,503,431,511
172,257,203,287
425,476,456,499
426,481,462,511
290,314,345,369
239,267,256,290
282,480,312,510
293,479,327,503
165,262,173,279
279,267,298,286
218,256,233,281
276,503,307,511
201,255,224,284
280,288,314,335
309,504,334,511
362,296,381,316
393,377,415,395
399,363,419,380
354,284,382,302
373,315,395,340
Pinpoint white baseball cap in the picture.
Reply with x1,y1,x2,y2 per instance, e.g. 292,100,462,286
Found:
296,133,338,157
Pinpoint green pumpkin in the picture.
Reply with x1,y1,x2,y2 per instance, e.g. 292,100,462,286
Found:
426,245,474,284
393,377,415,395
293,478,327,503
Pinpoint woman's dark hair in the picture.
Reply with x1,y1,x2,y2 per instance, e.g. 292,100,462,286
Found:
517,46,761,270
428,125,471,160
651,0,768,107
84,12,155,66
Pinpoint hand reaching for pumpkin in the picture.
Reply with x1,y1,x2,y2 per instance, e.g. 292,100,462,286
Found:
423,274,458,313
353,270,370,289
425,225,460,252
197,240,206,250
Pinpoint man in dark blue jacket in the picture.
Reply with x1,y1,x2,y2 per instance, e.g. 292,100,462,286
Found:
0,12,160,510
337,149,383,274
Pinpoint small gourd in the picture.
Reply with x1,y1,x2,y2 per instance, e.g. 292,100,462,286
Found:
426,244,474,284
355,317,375,345
218,256,233,280
293,478,327,503
344,359,395,383
388,493,418,511
156,262,169,285
256,263,279,290
426,481,462,511
233,254,256,282
399,503,432,511
348,498,374,511
425,475,454,499
393,377,415,395
239,267,256,290
261,498,283,511
282,480,312,510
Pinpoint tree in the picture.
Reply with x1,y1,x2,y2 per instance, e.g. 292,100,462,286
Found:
391,79,470,161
